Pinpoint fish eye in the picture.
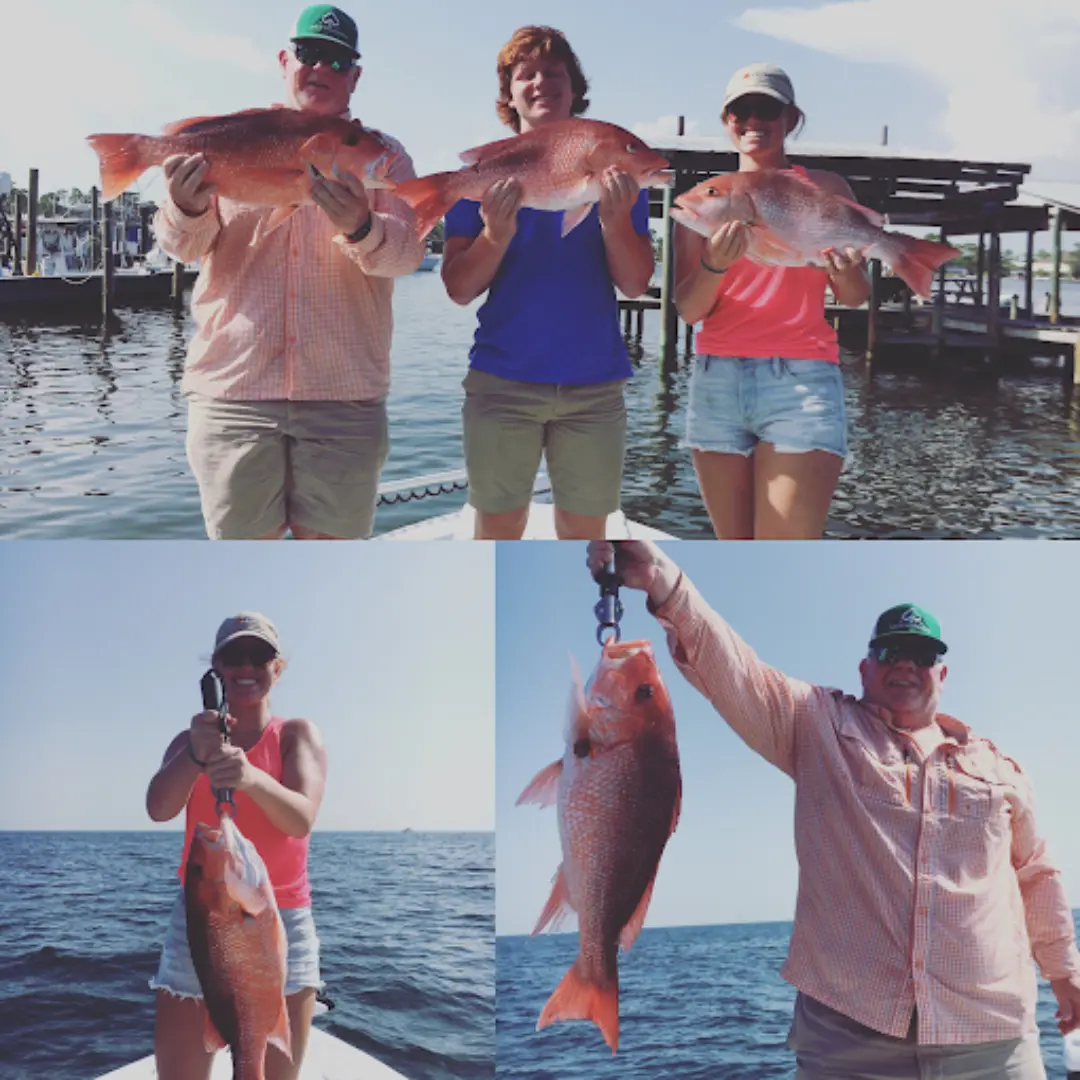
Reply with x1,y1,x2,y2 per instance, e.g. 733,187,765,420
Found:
343,130,360,147
625,143,637,153
635,684,654,702
706,187,718,196
573,737,591,758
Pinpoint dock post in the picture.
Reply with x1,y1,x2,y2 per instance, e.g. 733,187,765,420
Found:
171,259,184,310
102,199,114,320
975,233,985,306
622,306,631,336
635,306,644,341
13,191,24,275
658,182,678,376
27,168,38,275
91,187,100,271
1024,231,1034,318
866,258,881,362
987,228,1002,371
1073,337,1080,389
1049,205,1062,325
685,321,694,356
139,204,154,256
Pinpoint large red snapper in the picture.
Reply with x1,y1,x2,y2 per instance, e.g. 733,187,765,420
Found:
517,639,681,1053
670,169,960,298
392,118,670,241
185,814,291,1080
87,107,400,230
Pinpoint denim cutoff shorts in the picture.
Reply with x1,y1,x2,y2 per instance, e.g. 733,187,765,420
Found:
685,355,848,459
149,890,322,999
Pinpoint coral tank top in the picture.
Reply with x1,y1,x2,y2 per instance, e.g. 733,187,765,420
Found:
694,166,839,363
178,717,311,908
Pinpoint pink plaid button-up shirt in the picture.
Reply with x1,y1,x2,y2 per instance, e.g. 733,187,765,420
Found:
154,126,424,402
653,575,1080,1045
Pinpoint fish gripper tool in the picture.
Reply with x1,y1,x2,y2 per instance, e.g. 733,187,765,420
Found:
594,558,624,646
200,668,235,817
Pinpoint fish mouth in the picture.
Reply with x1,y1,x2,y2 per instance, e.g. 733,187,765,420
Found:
601,639,654,664
647,169,675,189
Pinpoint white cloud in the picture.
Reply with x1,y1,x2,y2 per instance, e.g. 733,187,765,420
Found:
735,0,1080,177
126,1,272,75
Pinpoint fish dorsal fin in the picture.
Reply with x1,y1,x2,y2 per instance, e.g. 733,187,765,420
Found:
789,169,886,227
560,201,594,237
618,876,656,953
162,115,220,136
532,864,574,935
267,992,293,1060
162,108,270,137
516,759,562,807
202,1012,228,1054
458,132,521,166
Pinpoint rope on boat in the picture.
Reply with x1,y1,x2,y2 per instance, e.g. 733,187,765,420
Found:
375,468,553,507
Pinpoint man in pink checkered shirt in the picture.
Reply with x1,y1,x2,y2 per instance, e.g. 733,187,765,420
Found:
588,540,1080,1080
154,5,424,540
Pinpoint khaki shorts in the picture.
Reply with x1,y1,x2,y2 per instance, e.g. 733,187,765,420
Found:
461,368,626,517
186,394,389,539
788,993,1046,1080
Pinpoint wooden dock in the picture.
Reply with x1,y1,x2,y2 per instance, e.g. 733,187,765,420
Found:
0,266,198,314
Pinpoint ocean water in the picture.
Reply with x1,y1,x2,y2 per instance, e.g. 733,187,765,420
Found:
496,919,1080,1079
3,274,1080,538
0,831,494,1080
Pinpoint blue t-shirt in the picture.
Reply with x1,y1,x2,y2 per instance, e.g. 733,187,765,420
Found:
444,190,651,385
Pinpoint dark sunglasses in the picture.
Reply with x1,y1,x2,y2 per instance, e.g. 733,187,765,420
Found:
216,641,277,668
292,41,356,72
726,95,786,123
869,644,943,668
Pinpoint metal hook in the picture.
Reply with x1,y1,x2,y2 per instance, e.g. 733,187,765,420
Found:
594,559,623,646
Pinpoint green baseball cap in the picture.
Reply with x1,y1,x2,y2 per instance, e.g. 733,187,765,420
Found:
291,5,360,57
869,604,947,654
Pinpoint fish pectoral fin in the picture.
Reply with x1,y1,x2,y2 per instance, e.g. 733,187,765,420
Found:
202,1013,228,1053
746,226,805,266
516,759,562,808
268,996,293,1062
532,864,573,935
538,961,620,1054
224,868,272,918
560,204,594,237
618,877,657,953
298,133,341,176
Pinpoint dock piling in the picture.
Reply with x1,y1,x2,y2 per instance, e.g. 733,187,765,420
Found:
27,169,39,275
102,199,114,320
1049,205,1062,325
13,191,24,275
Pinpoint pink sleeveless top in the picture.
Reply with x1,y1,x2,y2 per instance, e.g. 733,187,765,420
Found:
178,717,312,908
695,166,839,363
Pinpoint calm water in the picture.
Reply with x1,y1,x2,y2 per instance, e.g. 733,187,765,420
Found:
3,275,1080,538
0,831,494,1080
496,919,1079,1079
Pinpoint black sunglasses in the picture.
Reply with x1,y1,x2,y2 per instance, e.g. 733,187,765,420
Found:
726,95,786,123
869,643,943,669
292,40,356,72
216,641,277,668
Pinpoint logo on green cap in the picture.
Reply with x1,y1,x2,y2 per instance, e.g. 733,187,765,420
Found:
870,603,947,653
292,5,359,55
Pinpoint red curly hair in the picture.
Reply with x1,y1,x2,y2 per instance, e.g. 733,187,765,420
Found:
496,26,590,132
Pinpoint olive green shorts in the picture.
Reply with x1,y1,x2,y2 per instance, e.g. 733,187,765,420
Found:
186,394,389,539
461,368,627,517
788,993,1046,1080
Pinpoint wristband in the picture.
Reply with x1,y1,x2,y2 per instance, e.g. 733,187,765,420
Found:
700,256,727,274
346,214,373,243
188,740,209,769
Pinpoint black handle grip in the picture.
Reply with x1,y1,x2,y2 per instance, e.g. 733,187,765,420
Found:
200,670,220,712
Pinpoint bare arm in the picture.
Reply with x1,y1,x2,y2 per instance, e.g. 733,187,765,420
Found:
202,718,327,838
674,219,749,324
598,171,653,299
145,711,223,822
809,169,871,308
441,179,522,305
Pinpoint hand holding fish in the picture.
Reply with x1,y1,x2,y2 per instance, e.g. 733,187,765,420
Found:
480,178,523,247
597,167,639,228
1051,976,1080,1035
586,540,681,609
702,220,750,273
822,246,865,275
163,154,214,218
188,708,232,766
309,166,371,237
203,743,260,793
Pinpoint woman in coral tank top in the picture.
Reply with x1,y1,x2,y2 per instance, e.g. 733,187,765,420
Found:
145,612,327,1080
674,63,870,539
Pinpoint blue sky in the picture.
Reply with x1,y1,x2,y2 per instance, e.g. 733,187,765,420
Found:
0,543,494,832
6,0,1079,205
497,540,1080,935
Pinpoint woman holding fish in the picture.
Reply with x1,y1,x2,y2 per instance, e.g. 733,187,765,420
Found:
671,64,957,540
146,613,326,1080
421,26,663,540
